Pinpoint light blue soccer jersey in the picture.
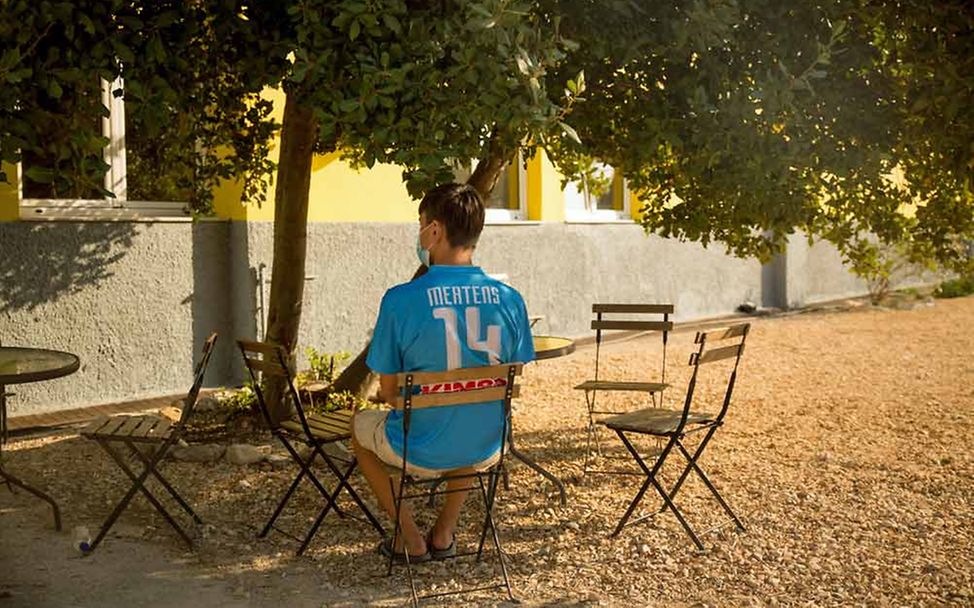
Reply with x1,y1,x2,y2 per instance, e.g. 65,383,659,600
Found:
366,265,536,470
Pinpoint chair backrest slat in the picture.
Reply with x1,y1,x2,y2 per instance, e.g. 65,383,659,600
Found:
589,302,674,387
237,339,314,433
691,343,744,365
395,363,523,386
694,324,749,344
593,303,674,314
178,333,219,428
591,320,674,332
394,385,520,409
395,362,523,475
677,322,750,433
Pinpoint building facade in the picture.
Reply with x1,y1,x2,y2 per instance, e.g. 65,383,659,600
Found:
0,91,870,416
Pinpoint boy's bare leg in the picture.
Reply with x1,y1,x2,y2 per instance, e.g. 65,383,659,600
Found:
430,467,475,549
352,434,426,555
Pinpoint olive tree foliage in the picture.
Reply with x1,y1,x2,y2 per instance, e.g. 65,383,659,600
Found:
3,0,576,418
257,1,576,416
542,0,973,276
0,1,281,205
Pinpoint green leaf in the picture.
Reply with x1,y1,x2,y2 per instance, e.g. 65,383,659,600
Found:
559,121,581,145
382,14,401,34
349,20,361,41
24,166,55,184
0,49,21,72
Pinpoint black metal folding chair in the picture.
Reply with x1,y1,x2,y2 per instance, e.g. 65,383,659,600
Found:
79,333,218,553
601,323,750,550
237,340,384,555
574,303,674,473
388,363,523,607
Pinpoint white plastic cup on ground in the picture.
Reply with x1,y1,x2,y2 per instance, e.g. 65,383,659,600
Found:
72,525,91,553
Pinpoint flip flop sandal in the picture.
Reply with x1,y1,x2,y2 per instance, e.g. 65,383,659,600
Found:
426,532,457,560
377,538,431,564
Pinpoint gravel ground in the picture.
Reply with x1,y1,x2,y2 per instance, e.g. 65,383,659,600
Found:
1,296,972,607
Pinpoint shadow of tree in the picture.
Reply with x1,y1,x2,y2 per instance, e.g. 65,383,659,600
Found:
0,221,137,313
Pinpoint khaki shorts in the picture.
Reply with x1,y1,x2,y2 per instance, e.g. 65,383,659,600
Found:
352,409,501,479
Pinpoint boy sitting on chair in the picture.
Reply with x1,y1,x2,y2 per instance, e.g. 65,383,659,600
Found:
353,183,535,561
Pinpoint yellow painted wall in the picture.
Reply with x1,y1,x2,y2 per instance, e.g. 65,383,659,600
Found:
213,151,417,223
630,192,644,222
0,162,19,221
526,149,565,222
213,87,416,222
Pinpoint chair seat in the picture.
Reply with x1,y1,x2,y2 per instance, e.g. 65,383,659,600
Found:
81,414,173,443
600,407,716,435
280,409,354,442
574,380,669,393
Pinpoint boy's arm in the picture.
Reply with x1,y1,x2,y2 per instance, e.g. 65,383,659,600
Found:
378,373,399,407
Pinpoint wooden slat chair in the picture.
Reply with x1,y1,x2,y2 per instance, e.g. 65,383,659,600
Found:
388,363,523,607
79,333,218,553
573,303,674,472
237,340,384,555
600,323,750,550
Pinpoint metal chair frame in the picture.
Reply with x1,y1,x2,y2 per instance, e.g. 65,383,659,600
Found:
602,323,750,550
575,303,674,473
79,333,218,553
238,340,384,555
388,363,523,607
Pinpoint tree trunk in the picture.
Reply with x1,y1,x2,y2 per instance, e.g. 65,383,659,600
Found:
467,135,512,199
330,137,513,400
263,92,318,424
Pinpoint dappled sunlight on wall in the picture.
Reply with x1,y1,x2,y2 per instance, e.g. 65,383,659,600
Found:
0,222,136,313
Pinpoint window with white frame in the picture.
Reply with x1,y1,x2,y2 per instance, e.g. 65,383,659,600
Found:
453,154,527,222
18,77,190,221
564,162,631,221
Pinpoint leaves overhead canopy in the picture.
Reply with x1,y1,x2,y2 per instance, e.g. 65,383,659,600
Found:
1,0,572,206
2,0,971,272
543,0,973,271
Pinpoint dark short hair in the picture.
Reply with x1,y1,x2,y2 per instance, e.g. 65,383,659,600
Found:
418,183,485,248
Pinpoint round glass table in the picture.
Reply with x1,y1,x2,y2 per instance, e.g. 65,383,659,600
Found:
0,346,80,531
532,335,576,361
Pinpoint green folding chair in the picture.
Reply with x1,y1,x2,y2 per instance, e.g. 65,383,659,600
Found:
80,333,218,553
387,363,523,606
574,303,673,473
601,323,750,549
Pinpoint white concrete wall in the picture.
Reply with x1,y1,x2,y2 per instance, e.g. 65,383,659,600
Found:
1,220,886,416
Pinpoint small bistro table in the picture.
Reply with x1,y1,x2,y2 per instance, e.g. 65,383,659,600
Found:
502,335,578,506
532,335,576,361
0,346,81,530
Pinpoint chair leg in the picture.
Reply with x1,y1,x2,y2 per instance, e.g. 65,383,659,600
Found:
296,456,357,556
259,464,306,538
675,440,745,532
125,442,200,523
278,437,347,518
659,427,719,512
480,473,514,601
475,475,492,560
89,439,193,553
388,477,421,608
610,430,671,536
583,390,603,473
645,468,704,550
611,431,705,550
313,447,385,536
